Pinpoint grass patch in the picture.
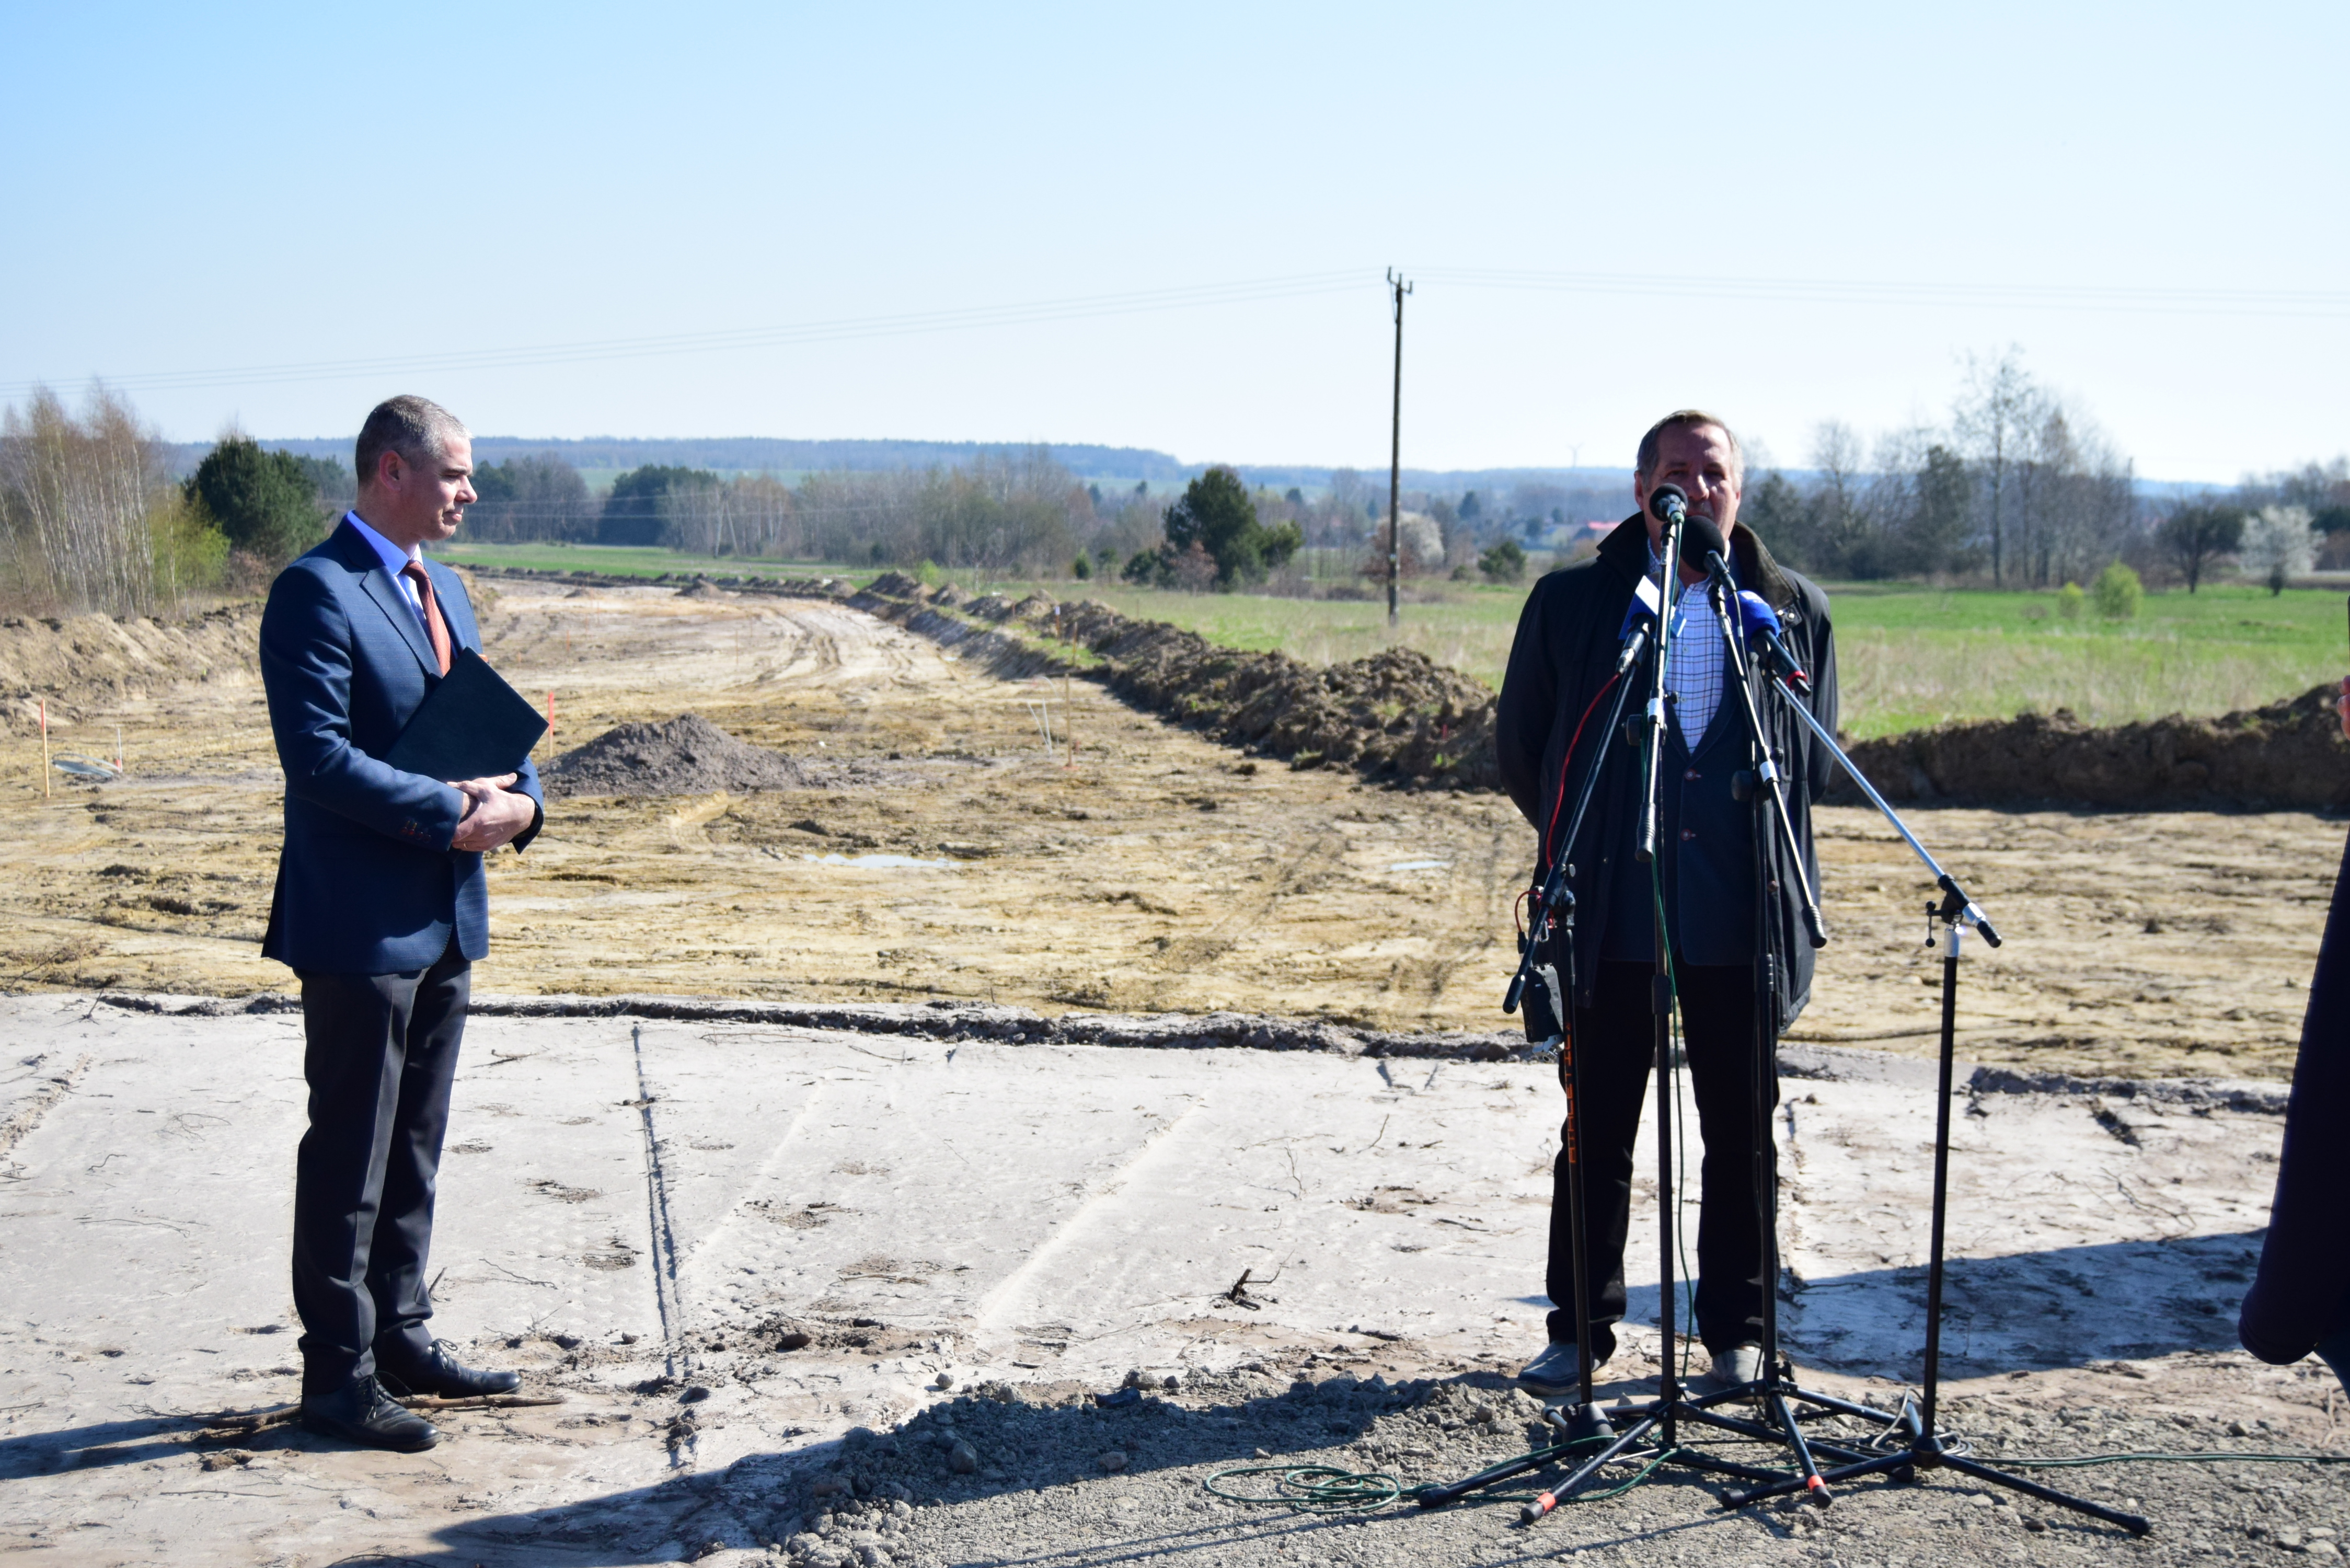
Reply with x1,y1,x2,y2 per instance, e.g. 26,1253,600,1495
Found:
432,543,2348,740
433,540,870,582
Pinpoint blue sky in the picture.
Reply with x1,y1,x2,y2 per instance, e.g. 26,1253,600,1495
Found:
3,2,2342,482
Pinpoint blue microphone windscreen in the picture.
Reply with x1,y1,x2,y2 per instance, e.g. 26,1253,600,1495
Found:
1735,590,1781,633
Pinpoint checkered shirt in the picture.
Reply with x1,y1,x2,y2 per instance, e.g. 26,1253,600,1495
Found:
1650,547,1725,749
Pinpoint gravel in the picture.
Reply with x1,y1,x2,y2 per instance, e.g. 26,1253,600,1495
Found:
503,1366,2344,1567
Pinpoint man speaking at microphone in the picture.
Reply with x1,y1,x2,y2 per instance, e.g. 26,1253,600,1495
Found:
260,395,543,1451
1496,410,1837,1396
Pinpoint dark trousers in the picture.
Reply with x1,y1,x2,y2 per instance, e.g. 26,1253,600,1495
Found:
291,941,470,1394
1546,960,1776,1358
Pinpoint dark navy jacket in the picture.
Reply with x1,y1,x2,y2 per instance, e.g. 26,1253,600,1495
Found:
2239,832,2350,1363
259,521,543,975
1496,515,1837,1029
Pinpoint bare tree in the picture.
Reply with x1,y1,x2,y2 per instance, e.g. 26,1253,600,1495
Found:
0,384,168,613
1954,350,2036,586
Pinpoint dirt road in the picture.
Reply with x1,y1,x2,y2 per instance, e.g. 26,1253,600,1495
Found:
2,581,2335,1080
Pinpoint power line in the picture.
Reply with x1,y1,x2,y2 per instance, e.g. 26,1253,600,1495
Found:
1410,266,2350,318
10,263,2342,406
0,272,1370,401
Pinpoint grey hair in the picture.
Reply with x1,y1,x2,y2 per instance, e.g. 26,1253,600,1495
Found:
1634,409,1744,486
355,395,468,490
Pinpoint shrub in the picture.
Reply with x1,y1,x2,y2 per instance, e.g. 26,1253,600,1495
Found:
2092,561,2141,620
183,436,326,567
2056,582,2084,621
1162,467,1299,587
1479,538,1527,583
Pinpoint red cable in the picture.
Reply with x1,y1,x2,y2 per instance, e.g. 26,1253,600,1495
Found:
1540,671,1620,871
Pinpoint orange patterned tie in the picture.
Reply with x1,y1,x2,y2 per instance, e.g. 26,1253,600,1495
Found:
400,562,453,676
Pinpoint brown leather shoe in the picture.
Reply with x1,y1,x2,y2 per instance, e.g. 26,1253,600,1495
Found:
376,1339,521,1399
299,1375,440,1451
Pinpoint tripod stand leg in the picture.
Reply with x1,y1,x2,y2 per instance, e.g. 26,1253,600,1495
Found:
1926,1450,2151,1535
1720,1448,1911,1509
1767,1389,1831,1505
1516,1414,1662,1524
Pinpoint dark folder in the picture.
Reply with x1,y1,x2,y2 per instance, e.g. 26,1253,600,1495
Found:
384,647,548,782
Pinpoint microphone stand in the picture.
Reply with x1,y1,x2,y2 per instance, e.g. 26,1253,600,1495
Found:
1490,562,2148,1537
1703,664,2151,1536
1497,613,1652,1442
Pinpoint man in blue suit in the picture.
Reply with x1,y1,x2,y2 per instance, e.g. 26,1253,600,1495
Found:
259,395,544,1451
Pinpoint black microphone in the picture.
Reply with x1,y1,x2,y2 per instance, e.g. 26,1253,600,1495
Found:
1679,514,1732,586
1646,483,1688,527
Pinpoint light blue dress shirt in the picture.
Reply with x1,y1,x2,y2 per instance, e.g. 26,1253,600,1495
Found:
343,510,430,628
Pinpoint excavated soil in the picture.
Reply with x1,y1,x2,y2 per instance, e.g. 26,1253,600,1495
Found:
0,603,260,725
855,575,2350,811
1844,684,2350,810
859,573,1502,789
0,577,2342,1079
545,712,810,797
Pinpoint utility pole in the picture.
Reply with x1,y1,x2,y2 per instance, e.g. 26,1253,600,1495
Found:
1385,268,1411,629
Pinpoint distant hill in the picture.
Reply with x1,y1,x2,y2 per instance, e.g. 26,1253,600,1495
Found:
154,432,1633,498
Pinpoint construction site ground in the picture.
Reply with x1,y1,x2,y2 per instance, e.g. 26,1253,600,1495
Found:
1,579,2340,1080
0,580,2343,1565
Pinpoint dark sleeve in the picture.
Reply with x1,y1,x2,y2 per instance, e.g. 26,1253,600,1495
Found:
260,564,468,848
441,569,547,854
1496,576,1559,827
2241,833,2350,1363
1803,590,1839,802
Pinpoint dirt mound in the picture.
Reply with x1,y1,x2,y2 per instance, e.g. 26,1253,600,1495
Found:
857,582,1501,789
856,579,2350,808
542,713,807,797
0,604,262,730
1058,597,1500,787
1836,683,2350,810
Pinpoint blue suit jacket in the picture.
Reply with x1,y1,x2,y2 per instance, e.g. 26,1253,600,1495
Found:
259,521,544,975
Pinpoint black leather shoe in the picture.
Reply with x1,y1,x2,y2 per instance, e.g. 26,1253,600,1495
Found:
376,1339,521,1399
299,1375,440,1451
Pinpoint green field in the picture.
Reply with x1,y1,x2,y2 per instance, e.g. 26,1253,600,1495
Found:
431,543,2347,740
433,540,851,580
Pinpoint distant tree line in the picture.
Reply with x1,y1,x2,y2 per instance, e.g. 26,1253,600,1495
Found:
2150,460,2349,596
1736,353,2141,586
0,384,354,614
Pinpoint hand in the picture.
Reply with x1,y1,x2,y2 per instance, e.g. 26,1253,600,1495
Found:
2339,678,2349,743
450,773,534,853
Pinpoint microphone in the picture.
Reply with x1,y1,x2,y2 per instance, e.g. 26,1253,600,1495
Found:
1679,514,1732,586
1735,591,1812,696
1615,574,1662,673
1646,483,1687,527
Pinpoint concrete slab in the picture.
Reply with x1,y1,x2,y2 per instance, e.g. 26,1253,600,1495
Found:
0,994,2310,1565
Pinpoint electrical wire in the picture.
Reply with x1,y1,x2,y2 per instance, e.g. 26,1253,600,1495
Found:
27,258,2341,404
1409,266,2350,320
1988,1449,2350,1471
1,271,1372,401
1204,1433,1676,1516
